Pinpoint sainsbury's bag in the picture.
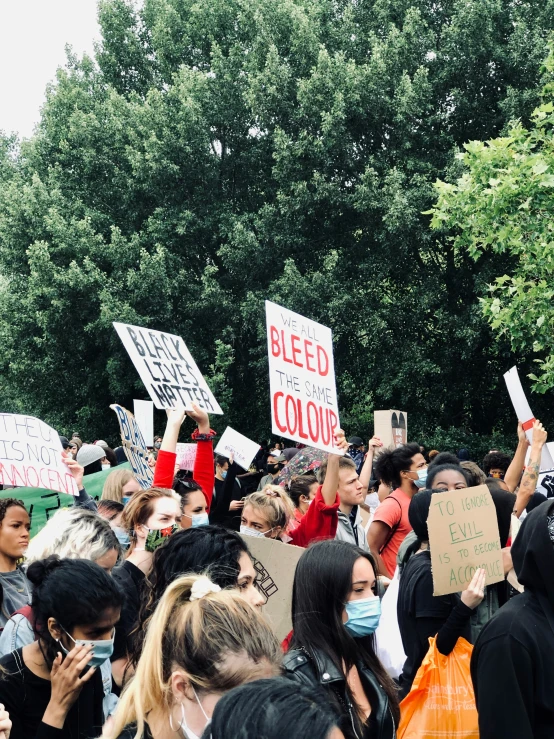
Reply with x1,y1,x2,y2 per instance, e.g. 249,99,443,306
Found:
397,637,479,739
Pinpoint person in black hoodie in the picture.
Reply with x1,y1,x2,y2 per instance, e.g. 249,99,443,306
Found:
471,499,554,739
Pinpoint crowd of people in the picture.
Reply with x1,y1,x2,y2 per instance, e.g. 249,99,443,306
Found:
0,403,551,738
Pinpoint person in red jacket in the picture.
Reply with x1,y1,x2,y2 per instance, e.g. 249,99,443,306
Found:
153,403,216,529
240,430,349,548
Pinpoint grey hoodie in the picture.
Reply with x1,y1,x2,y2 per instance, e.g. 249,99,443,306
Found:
335,507,369,551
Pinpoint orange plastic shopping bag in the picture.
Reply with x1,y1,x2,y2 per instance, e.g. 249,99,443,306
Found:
397,637,479,739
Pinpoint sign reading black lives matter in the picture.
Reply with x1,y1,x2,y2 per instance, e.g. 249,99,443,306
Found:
113,322,222,413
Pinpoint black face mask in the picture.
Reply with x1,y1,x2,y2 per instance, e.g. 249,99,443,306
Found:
266,463,280,474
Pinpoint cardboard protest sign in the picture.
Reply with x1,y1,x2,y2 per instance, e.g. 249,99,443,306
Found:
427,485,504,596
176,443,197,471
241,534,304,640
114,322,222,414
0,414,79,496
215,427,260,470
265,301,341,454
110,405,154,489
504,366,554,471
133,399,154,447
374,410,408,449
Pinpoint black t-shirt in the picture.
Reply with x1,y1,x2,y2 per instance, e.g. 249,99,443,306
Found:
0,647,104,739
397,550,471,697
111,560,146,662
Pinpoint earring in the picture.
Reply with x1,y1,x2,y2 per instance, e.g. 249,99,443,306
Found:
168,702,185,733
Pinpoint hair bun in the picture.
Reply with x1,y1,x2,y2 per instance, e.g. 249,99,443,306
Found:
26,555,63,586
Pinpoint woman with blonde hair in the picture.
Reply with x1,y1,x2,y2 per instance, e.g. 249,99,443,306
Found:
111,487,182,686
107,574,282,739
240,431,348,547
102,469,142,505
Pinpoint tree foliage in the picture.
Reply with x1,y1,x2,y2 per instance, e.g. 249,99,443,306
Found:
2,0,554,446
431,43,554,396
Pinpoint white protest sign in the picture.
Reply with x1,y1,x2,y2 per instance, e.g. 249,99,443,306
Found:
110,404,154,489
215,427,260,470
0,414,79,496
114,322,222,414
265,301,341,454
133,399,154,447
504,366,554,471
176,443,197,471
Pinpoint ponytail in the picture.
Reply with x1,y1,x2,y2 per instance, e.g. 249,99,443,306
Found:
243,486,296,532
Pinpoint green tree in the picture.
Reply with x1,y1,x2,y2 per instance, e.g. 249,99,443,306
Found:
430,43,554,395
2,0,554,446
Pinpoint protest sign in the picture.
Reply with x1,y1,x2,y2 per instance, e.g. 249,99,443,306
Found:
215,427,260,470
133,399,154,447
176,443,197,471
110,404,154,489
0,414,79,496
537,469,554,498
113,322,222,414
427,485,504,596
241,534,304,640
504,366,554,471
265,300,341,454
374,410,408,449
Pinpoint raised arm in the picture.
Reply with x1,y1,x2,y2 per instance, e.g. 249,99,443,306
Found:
504,422,530,493
513,420,547,518
358,436,383,491
321,430,350,504
153,407,186,489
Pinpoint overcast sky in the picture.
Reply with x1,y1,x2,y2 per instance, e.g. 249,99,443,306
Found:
0,0,100,139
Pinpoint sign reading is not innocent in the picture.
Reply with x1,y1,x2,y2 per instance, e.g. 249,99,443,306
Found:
428,485,504,597
114,322,222,414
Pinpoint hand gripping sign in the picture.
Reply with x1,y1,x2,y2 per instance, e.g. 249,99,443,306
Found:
265,301,342,454
114,322,222,414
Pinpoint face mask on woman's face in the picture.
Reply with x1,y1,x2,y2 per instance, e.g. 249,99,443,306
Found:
344,596,381,638
221,470,228,479
113,526,130,550
142,523,179,552
240,525,275,539
57,625,115,668
183,512,209,528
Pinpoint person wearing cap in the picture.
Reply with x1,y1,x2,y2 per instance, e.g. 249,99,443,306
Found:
257,451,286,491
77,443,108,476
58,435,70,450
347,436,366,475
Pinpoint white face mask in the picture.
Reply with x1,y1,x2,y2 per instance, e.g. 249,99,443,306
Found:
240,525,274,538
178,686,211,739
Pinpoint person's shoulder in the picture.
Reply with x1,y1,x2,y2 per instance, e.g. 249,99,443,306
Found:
476,593,542,647
0,647,25,678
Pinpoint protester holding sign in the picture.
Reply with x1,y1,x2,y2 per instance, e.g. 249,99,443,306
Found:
0,498,31,628
240,430,348,547
111,488,182,686
284,540,399,739
368,443,427,577
397,490,487,699
318,455,369,551
107,574,281,739
0,556,122,739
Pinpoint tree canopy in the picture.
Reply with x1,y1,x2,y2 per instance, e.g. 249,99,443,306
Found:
2,0,554,453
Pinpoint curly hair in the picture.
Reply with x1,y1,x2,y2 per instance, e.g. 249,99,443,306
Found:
0,498,27,525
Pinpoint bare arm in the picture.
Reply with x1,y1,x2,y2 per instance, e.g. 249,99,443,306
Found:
321,429,349,505
513,420,547,518
504,422,530,493
367,520,393,576
359,436,383,491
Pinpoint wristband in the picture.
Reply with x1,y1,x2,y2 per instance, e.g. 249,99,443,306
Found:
191,428,217,441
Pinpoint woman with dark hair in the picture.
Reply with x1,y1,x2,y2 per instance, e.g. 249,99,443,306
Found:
0,498,31,627
397,490,486,699
287,475,319,526
130,525,264,669
426,463,471,491
367,443,427,576
205,677,345,739
283,539,399,739
0,556,122,739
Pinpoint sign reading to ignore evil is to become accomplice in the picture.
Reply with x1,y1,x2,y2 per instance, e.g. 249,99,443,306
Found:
113,322,223,414
0,414,79,496
265,301,341,455
427,485,504,596
110,404,154,489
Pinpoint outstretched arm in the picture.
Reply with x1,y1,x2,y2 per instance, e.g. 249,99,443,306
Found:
513,420,547,518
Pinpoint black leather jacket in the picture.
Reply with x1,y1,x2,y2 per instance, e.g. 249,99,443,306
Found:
283,647,396,739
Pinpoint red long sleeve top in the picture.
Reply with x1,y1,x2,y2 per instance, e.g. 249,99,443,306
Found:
287,485,340,548
153,439,215,511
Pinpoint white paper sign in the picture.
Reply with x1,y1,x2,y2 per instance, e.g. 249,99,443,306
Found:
215,427,260,470
265,301,341,454
133,399,154,447
504,366,554,471
176,443,197,471
110,404,154,489
0,414,79,496
114,322,222,414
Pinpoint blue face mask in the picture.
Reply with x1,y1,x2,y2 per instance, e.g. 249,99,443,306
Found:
221,470,228,480
413,468,428,489
122,496,131,506
344,597,381,638
113,526,130,550
184,512,209,527
58,626,115,668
